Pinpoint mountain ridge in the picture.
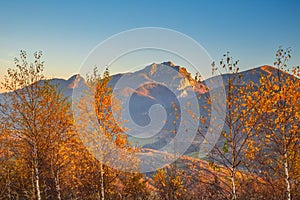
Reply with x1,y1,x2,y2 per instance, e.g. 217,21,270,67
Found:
0,63,287,96
0,62,298,159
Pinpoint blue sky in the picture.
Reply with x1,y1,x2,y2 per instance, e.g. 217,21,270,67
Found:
0,0,300,84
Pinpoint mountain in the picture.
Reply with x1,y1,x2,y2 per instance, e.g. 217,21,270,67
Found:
205,65,292,87
0,74,86,102
108,61,207,98
0,62,296,159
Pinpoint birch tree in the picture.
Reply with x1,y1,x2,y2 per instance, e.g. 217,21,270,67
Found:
246,48,300,200
0,50,74,199
202,52,258,199
74,66,137,199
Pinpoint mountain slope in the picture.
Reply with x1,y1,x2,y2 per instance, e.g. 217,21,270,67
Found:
1,62,297,159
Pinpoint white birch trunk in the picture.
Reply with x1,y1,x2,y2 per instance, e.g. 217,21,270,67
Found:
284,152,291,200
100,162,105,200
33,143,41,200
231,168,237,200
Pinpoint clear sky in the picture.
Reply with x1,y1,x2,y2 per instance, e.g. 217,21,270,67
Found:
0,0,300,88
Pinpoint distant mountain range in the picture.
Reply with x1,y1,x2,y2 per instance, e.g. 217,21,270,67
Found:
0,62,295,159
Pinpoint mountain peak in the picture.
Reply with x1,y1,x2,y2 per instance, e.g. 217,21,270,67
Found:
162,61,175,67
146,61,186,77
67,74,85,89
250,65,290,77
68,74,83,81
258,65,278,75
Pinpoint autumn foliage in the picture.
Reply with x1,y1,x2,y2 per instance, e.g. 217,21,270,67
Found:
0,49,299,200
